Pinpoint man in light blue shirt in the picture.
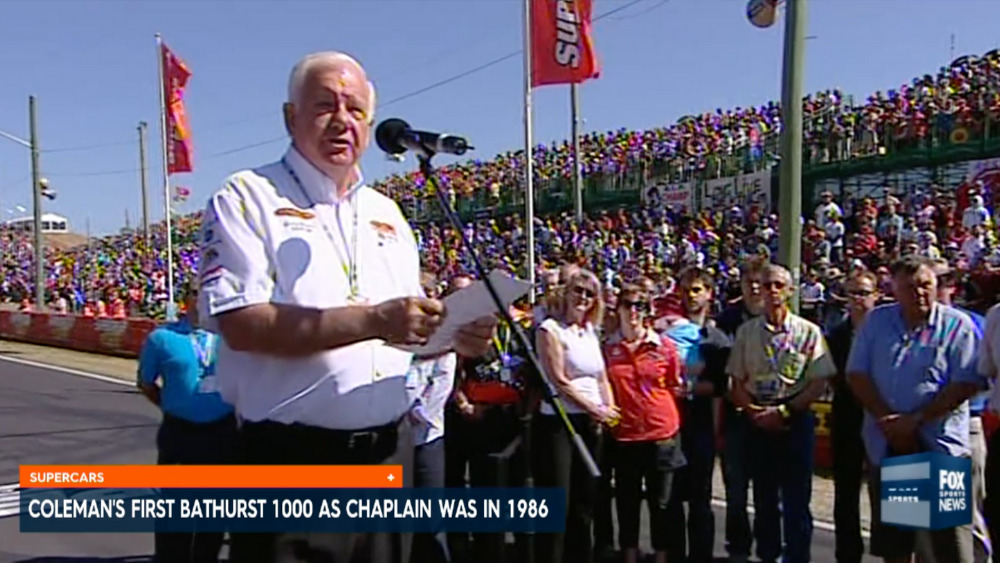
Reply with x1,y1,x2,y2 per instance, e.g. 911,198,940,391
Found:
138,281,236,563
847,255,986,563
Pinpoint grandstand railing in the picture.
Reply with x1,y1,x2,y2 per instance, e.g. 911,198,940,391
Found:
408,105,1000,223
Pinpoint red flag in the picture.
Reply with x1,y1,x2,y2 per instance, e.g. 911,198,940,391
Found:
162,42,194,175
530,0,601,88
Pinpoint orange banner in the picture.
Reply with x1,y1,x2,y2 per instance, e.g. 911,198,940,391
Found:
530,0,601,88
162,41,194,175
20,465,403,489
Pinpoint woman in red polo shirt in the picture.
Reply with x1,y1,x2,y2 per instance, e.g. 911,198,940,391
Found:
604,284,687,563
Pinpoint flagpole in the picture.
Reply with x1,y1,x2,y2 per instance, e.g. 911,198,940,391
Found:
156,32,177,321
521,2,538,562
523,0,536,305
571,84,583,222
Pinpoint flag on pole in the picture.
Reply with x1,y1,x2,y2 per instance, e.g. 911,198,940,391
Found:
161,42,194,175
530,0,601,87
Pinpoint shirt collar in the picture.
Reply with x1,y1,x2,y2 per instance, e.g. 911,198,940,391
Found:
894,302,942,333
283,145,365,205
608,327,660,346
762,310,793,334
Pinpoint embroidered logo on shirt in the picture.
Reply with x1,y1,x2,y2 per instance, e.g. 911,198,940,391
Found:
371,220,398,243
275,208,315,220
201,248,220,266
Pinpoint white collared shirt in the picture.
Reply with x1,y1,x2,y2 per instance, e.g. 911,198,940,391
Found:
198,146,422,430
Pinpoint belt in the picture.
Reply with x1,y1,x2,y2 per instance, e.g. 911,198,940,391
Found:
243,417,404,452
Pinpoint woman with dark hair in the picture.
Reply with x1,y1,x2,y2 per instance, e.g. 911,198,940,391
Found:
603,284,686,563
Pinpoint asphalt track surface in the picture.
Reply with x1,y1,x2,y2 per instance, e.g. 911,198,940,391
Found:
0,353,877,562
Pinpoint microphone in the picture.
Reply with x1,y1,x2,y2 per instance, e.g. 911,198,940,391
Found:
375,118,473,157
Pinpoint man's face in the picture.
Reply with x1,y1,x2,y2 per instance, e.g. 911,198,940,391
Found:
893,266,937,317
761,271,790,310
741,272,763,310
845,276,878,317
681,278,712,315
933,266,956,304
285,62,372,176
185,289,199,324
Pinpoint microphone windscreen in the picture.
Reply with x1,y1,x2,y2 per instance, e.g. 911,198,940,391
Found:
375,118,410,155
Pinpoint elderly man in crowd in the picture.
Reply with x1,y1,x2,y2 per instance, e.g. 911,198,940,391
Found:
847,255,985,563
198,51,495,563
726,263,835,563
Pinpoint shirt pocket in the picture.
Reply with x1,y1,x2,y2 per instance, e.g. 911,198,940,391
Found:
910,344,945,396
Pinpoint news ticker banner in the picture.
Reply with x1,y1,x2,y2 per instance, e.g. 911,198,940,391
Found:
880,452,972,530
17,466,565,534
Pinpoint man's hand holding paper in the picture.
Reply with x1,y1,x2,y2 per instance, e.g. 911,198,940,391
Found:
392,270,532,357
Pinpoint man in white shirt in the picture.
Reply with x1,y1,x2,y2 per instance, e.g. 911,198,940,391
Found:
199,51,495,563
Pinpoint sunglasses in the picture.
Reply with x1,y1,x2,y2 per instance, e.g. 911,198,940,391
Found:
572,286,596,298
847,289,874,298
763,280,787,290
620,299,649,311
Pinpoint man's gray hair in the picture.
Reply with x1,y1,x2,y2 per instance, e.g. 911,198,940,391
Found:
763,263,792,286
287,52,377,123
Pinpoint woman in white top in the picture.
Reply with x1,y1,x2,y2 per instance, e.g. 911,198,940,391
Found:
533,268,618,563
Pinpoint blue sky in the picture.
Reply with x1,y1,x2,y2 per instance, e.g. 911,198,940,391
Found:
0,0,996,236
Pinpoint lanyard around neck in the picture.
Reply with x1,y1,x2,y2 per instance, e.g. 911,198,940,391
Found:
190,330,215,370
282,158,360,299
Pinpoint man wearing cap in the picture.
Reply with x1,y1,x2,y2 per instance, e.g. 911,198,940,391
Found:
198,51,496,563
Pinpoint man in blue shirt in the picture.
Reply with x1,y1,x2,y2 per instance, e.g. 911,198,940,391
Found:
847,255,987,563
138,281,236,563
932,259,991,563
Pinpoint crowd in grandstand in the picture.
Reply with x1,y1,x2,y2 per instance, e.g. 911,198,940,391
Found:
2,46,1000,563
1,49,999,318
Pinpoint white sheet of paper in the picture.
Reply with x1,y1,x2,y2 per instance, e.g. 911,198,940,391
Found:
394,270,532,356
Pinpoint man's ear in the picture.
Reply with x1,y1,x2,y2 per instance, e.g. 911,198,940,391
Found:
282,103,295,136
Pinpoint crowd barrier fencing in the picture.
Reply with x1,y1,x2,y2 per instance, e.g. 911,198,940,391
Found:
6,310,996,471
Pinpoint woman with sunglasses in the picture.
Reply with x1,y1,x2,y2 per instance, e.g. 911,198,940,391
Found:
534,269,617,563
603,284,686,563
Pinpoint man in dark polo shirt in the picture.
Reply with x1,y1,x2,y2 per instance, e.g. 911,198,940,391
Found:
827,269,879,563
715,259,765,563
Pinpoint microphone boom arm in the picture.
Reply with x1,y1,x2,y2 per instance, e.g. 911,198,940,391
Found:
414,151,601,480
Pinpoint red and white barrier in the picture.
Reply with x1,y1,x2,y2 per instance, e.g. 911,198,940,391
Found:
0,311,159,358
17,311,999,471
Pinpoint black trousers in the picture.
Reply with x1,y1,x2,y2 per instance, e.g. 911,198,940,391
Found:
155,412,238,563
444,404,523,563
618,436,685,553
228,418,414,563
830,397,865,563
593,435,617,551
532,413,601,563
664,416,714,562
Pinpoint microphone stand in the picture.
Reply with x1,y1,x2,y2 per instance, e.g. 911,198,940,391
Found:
413,150,601,482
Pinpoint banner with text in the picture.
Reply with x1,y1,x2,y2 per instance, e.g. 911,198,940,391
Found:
640,181,694,212
19,488,565,533
702,168,772,211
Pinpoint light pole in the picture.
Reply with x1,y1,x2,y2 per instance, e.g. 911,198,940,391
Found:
0,96,45,310
776,0,807,312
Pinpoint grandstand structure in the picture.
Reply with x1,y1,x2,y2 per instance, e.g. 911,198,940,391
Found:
1,213,70,234
372,50,1000,224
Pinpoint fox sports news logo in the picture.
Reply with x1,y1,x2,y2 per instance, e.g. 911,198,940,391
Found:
938,468,967,512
